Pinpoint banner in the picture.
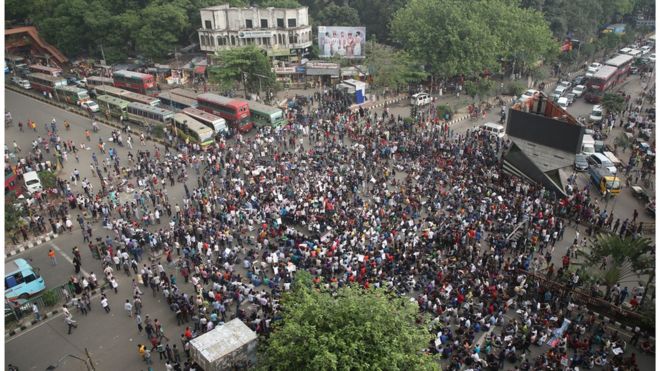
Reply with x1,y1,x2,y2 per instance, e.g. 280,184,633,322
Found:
318,26,366,59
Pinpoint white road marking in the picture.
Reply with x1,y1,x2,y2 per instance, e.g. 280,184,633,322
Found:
50,243,89,276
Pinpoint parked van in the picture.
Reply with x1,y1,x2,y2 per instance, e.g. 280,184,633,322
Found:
481,122,506,139
410,93,432,106
5,258,46,299
589,105,603,123
581,134,595,155
23,171,42,194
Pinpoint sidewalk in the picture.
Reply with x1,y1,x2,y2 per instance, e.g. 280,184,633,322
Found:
6,231,58,258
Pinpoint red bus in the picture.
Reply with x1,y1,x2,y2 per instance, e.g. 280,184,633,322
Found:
29,64,62,77
604,54,634,82
26,73,67,93
196,93,252,133
112,70,157,96
584,65,617,103
5,166,21,197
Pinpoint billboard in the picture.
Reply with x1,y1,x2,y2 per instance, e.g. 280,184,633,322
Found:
318,26,366,59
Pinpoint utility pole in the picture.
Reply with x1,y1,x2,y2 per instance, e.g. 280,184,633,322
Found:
99,44,107,65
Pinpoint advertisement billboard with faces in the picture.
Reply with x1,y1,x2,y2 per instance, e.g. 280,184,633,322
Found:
318,26,366,59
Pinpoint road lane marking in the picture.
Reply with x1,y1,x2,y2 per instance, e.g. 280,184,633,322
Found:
51,243,89,276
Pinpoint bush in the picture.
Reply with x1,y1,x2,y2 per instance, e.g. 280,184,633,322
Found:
42,289,59,307
403,117,414,125
506,81,526,97
151,124,165,139
436,105,453,120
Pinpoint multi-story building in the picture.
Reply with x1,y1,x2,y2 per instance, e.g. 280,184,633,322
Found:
198,4,312,61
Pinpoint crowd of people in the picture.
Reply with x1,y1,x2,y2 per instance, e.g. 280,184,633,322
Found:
6,76,654,370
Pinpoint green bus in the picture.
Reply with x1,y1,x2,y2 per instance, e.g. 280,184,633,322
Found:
126,102,174,129
97,94,130,120
54,85,91,105
173,113,215,148
245,100,287,128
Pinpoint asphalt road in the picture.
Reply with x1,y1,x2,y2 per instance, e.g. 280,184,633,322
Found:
4,70,655,370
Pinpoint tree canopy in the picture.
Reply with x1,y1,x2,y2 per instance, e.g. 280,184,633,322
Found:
365,41,427,93
208,45,277,97
315,3,361,27
259,271,438,371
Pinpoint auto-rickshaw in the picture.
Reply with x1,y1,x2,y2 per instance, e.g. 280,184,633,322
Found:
631,185,650,203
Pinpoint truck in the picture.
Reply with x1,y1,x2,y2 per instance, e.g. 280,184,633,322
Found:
589,167,621,196
581,134,595,155
189,319,257,370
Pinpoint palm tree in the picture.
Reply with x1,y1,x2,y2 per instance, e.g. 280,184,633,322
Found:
600,92,626,114
574,234,654,299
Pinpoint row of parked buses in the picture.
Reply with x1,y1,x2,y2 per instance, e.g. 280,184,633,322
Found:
21,65,288,147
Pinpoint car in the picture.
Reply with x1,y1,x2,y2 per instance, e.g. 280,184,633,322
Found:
551,85,568,100
81,100,99,112
649,53,656,62
558,80,572,89
572,75,587,86
587,153,617,174
557,97,569,109
572,85,586,97
410,92,432,106
586,62,601,77
12,77,31,89
519,89,538,103
574,154,589,171
640,45,652,55
589,105,603,123
565,93,576,105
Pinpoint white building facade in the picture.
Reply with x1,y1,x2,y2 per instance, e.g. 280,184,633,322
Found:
198,4,312,60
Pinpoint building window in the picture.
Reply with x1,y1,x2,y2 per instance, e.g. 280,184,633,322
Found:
245,19,253,29
273,35,277,45
209,36,215,46
287,19,296,28
261,19,268,28
205,20,212,29
262,37,269,45
277,18,284,28
231,36,236,45
217,36,223,45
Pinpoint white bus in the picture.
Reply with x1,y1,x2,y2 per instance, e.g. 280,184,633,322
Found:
173,113,215,147
182,107,227,135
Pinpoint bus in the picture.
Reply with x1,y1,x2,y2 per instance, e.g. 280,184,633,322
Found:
122,91,161,107
54,85,91,105
169,88,199,100
96,94,130,120
158,91,197,110
113,70,157,96
242,100,287,128
92,84,131,99
584,65,618,103
28,64,62,77
182,107,227,135
126,102,174,128
85,76,114,87
604,54,634,82
26,73,67,93
5,258,46,299
173,113,215,147
5,166,21,197
196,93,252,133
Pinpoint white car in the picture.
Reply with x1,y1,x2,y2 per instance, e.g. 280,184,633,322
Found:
572,85,586,97
640,45,652,55
556,97,569,110
551,86,568,100
586,62,601,77
81,100,99,112
589,105,603,123
649,53,656,62
519,89,538,103
410,92,432,106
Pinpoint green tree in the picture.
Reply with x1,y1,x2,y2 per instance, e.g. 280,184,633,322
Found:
575,234,654,297
352,0,408,43
365,41,427,94
209,45,277,97
391,0,500,79
259,271,439,371
257,0,301,7
316,3,360,27
464,79,494,100
601,92,626,114
135,3,189,60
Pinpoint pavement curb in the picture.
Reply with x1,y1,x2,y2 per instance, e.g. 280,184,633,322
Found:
6,232,58,257
578,305,654,341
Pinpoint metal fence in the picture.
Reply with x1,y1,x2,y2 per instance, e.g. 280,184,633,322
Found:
5,282,75,327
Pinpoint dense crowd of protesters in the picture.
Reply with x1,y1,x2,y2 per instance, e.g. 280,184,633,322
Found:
6,78,654,370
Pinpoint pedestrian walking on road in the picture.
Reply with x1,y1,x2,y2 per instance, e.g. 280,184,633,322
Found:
65,315,78,335
101,294,110,313
32,303,41,321
136,313,143,333
48,249,57,266
124,299,133,317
